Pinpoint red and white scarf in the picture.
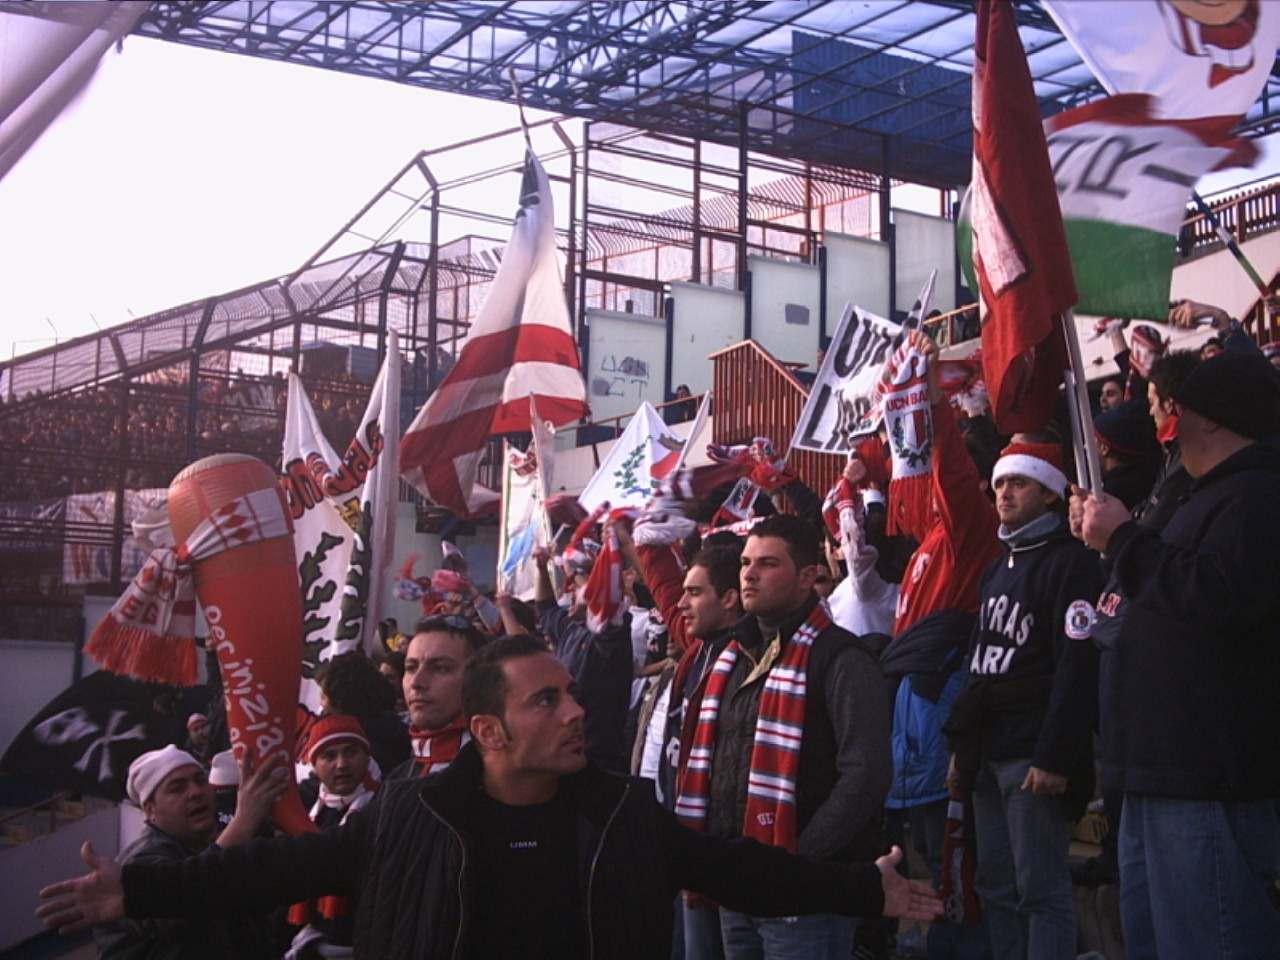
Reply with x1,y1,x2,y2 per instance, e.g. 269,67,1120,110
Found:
408,720,470,778
674,601,832,852
288,774,381,927
85,487,290,686
878,338,933,537
583,507,636,633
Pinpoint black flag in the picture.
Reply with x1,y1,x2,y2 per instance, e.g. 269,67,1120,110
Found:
1,671,206,801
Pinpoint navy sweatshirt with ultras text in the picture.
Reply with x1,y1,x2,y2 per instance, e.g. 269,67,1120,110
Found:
946,518,1101,800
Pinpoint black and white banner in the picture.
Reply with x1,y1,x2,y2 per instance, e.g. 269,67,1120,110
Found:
1,670,201,801
790,304,901,453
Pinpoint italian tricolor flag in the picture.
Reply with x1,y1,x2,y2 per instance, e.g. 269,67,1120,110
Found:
960,94,1257,322
1044,94,1256,320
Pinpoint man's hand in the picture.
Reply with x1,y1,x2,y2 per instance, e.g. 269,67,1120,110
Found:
531,545,552,568
842,456,867,486
1168,299,1229,330
876,846,944,921
1068,485,1087,541
945,754,963,799
1077,489,1131,553
1021,766,1068,796
36,841,125,934
494,591,514,612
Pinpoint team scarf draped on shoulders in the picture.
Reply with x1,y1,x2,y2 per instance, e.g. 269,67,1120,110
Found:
289,766,382,926
408,720,470,777
674,600,833,853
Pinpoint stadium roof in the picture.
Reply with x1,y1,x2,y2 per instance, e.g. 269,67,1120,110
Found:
129,0,1280,189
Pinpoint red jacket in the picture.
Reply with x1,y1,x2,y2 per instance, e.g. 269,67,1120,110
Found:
893,403,1000,634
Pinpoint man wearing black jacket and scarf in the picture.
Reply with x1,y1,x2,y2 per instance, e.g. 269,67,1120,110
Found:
1076,348,1280,960
38,636,939,960
946,441,1101,960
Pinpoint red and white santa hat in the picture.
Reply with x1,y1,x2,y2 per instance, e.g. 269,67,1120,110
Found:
304,714,370,765
991,441,1068,498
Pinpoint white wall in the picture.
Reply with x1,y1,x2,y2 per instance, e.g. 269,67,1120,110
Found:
668,282,744,394
585,308,668,421
894,208,956,314
825,232,890,321
748,256,822,370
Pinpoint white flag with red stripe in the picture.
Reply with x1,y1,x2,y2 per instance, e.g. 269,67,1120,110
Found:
400,149,588,517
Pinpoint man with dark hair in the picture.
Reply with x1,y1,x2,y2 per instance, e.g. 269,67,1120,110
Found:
623,516,743,960
946,442,1101,960
1098,377,1124,411
39,637,942,960
1075,349,1280,958
674,512,892,959
389,614,487,780
1093,402,1158,511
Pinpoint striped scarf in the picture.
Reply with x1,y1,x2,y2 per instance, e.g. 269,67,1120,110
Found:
674,601,832,852
408,721,470,777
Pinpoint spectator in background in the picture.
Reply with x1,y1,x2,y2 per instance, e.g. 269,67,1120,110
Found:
183,713,210,761
315,651,410,776
389,615,487,780
533,544,635,773
1093,402,1158,511
665,384,698,424
1097,377,1124,411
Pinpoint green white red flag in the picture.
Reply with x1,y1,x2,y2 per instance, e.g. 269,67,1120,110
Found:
1045,94,1258,320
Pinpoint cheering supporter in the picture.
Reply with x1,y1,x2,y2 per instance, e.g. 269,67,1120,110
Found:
388,615,487,780
37,636,942,960
674,514,892,959
1074,348,1280,958
945,440,1101,960
870,330,999,958
286,716,380,960
90,745,288,960
314,650,410,776
1097,376,1124,411
183,712,210,760
533,542,636,773
1133,349,1201,531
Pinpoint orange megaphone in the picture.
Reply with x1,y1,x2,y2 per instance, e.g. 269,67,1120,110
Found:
168,454,315,836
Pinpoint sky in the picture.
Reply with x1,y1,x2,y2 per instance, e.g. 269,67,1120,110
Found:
1,22,1276,366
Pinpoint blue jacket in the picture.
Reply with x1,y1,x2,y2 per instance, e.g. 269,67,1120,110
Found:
886,667,965,809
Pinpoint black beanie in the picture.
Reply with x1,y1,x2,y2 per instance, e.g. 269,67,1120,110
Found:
1174,350,1280,440
1093,399,1155,460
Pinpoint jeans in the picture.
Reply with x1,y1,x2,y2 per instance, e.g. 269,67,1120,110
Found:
887,800,948,886
1119,794,1280,960
681,899,725,960
971,757,1075,960
719,909,853,960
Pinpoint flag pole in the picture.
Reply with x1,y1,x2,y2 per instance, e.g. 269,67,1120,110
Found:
1190,191,1274,328
1060,309,1104,493
508,68,535,152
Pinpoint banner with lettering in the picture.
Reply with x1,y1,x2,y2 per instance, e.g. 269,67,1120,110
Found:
62,489,168,584
791,303,900,454
0,497,63,553
279,334,400,710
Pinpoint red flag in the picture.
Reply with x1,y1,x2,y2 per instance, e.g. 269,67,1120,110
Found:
400,150,589,517
971,0,1078,432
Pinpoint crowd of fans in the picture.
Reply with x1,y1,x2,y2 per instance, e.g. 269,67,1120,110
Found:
0,371,373,502
29,297,1280,960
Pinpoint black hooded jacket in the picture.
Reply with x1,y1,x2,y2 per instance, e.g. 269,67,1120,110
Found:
1092,442,1280,800
121,744,887,960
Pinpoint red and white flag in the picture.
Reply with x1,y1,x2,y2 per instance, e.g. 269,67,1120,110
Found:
970,0,1078,433
400,150,588,516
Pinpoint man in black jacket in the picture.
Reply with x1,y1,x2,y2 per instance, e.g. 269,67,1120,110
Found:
674,514,891,960
1076,349,1280,960
946,441,1101,960
38,636,939,960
